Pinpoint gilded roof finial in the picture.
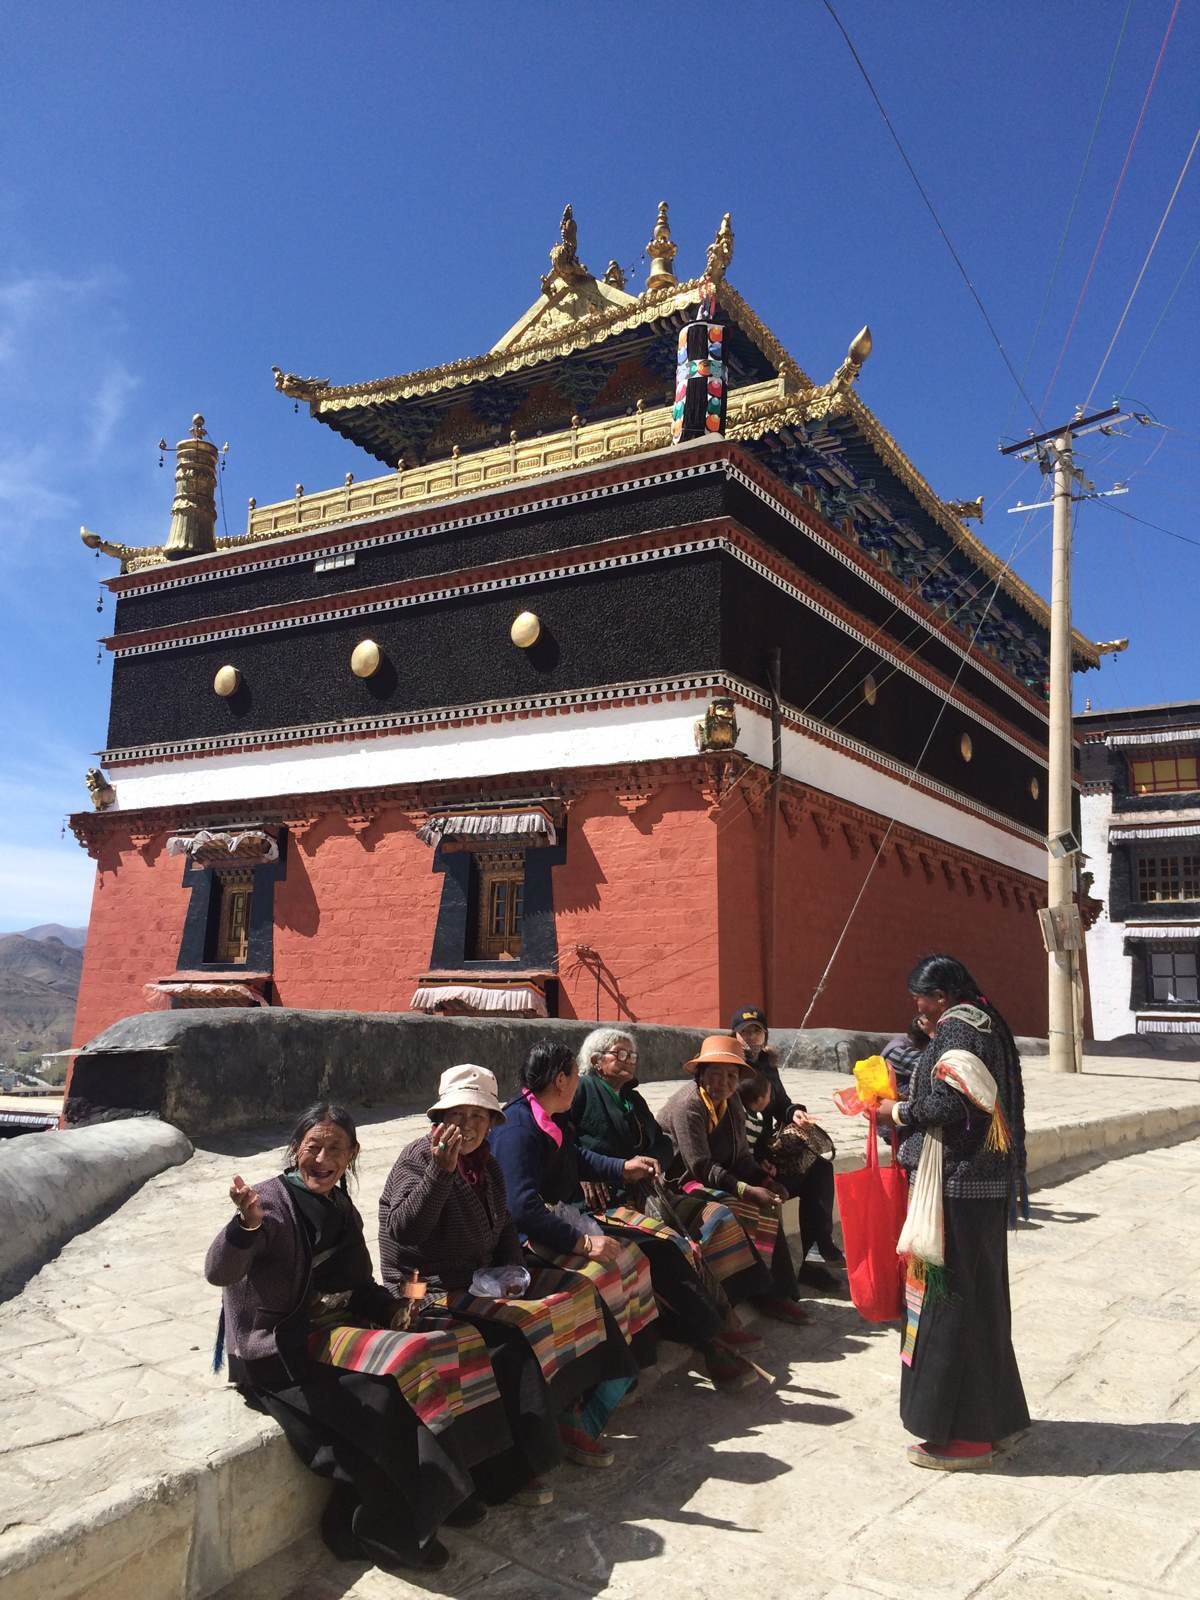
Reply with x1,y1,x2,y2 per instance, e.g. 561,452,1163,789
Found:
645,201,677,291
604,260,627,290
542,203,590,291
704,213,734,284
163,413,219,560
831,325,873,389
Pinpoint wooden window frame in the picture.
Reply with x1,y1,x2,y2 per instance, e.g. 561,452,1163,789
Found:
472,851,526,960
1128,753,1199,795
1136,853,1200,904
209,871,254,965
1147,945,1199,1005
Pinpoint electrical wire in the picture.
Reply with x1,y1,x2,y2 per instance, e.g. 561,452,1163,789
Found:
1092,498,1200,549
1121,234,1200,391
1039,0,1183,413
820,0,1042,425
1084,126,1200,409
1001,0,1135,441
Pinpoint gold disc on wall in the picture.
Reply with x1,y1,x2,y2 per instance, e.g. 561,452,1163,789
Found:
960,731,974,762
213,665,241,697
351,639,382,678
510,611,541,649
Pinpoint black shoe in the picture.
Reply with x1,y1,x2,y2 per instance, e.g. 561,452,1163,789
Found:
819,1242,845,1265
352,1507,452,1573
319,1485,360,1561
798,1262,839,1291
444,1494,488,1529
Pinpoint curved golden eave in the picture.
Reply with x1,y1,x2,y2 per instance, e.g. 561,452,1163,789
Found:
278,277,814,416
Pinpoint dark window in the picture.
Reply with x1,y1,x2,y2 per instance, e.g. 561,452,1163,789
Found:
1148,948,1199,1004
1129,753,1198,794
1136,854,1200,903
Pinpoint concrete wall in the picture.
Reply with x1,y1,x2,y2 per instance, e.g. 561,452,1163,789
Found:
0,1119,192,1292
67,1008,895,1139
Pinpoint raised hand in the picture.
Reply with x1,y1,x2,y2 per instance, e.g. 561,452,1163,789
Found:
429,1122,463,1174
229,1174,263,1231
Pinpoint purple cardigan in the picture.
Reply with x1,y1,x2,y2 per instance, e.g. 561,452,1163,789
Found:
204,1174,397,1370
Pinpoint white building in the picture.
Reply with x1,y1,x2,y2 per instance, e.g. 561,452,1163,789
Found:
1079,701,1200,1040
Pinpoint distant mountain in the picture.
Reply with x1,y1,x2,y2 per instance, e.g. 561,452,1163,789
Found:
0,934,82,1062
14,924,87,949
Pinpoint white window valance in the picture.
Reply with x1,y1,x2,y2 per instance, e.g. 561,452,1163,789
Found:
1108,825,1200,844
1123,924,1200,941
145,980,268,1006
165,829,278,864
1136,1015,1200,1034
416,808,557,850
1106,727,1200,748
410,982,548,1017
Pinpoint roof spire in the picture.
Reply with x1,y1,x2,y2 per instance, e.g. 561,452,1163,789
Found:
541,203,590,291
830,325,873,389
703,213,734,284
645,201,677,291
162,414,219,560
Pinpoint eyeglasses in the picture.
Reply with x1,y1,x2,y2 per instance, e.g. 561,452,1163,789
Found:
606,1048,639,1064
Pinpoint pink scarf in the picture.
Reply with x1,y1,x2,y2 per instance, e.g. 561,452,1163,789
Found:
522,1086,563,1147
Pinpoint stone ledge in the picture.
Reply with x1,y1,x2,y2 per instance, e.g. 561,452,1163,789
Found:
6,1083,1200,1600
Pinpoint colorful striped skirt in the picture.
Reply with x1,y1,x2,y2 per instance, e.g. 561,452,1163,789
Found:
668,1192,763,1286
309,1317,497,1436
528,1238,658,1350
445,1273,607,1386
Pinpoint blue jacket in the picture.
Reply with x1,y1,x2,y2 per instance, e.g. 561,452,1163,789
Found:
488,1093,626,1255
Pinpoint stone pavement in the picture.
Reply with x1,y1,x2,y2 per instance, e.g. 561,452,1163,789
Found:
1,1051,1198,1599
216,1131,1200,1600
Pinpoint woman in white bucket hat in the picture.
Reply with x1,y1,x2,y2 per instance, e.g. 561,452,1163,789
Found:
379,1064,637,1506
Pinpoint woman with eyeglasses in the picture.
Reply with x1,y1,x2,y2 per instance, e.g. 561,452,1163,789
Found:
570,1027,765,1391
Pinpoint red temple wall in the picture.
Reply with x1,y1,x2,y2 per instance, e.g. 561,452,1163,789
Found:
70,779,1047,1047
552,782,720,1026
71,830,193,1046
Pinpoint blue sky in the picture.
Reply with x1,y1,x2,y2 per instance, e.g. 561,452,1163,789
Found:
1,0,1196,929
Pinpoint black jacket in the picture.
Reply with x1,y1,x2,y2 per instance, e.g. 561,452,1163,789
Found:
489,1093,626,1255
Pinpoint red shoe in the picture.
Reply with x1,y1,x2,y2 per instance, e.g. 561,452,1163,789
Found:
558,1424,615,1468
907,1439,994,1471
756,1297,810,1326
716,1324,764,1350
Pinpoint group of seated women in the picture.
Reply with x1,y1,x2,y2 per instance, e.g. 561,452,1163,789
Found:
205,1023,833,1574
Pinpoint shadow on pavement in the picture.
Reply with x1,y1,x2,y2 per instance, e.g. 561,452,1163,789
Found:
996,1418,1197,1477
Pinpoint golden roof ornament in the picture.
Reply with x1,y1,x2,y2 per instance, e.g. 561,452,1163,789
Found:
831,325,873,390
946,495,985,523
85,768,116,811
163,414,220,561
541,204,590,292
603,260,626,290
645,201,677,291
703,213,734,284
272,366,330,403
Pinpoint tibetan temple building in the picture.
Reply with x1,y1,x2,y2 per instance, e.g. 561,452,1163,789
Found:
70,205,1100,1044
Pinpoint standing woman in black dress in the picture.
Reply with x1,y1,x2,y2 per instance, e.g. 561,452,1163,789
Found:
876,955,1030,1470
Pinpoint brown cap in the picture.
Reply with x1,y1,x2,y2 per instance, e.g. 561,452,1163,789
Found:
685,1034,748,1073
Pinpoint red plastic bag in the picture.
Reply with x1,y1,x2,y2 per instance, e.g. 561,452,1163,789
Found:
833,1110,908,1323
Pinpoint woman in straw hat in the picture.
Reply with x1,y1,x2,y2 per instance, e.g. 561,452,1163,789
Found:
380,1063,637,1499
658,1035,809,1325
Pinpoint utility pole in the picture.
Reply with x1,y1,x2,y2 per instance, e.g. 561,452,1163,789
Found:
1001,404,1131,1074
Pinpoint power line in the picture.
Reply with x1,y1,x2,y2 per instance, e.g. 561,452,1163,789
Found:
821,0,1042,425
1039,0,1183,412
1084,126,1200,409
1121,234,1200,391
1002,0,1135,440
1093,497,1200,549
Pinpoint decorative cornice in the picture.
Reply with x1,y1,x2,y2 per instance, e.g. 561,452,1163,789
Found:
68,749,1047,900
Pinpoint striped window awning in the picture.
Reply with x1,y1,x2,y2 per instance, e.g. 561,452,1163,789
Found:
1137,1015,1200,1035
410,981,548,1017
165,829,278,864
1123,924,1200,941
146,980,269,1006
416,807,557,850
1108,824,1200,844
1106,727,1200,748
